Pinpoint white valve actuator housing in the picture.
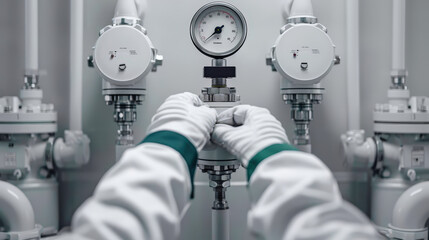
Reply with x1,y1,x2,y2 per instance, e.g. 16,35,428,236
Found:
93,24,157,87
270,22,336,85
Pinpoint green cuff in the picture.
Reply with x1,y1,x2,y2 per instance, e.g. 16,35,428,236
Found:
140,130,198,198
247,143,298,181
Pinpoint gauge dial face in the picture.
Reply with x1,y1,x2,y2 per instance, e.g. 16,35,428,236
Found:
190,2,247,58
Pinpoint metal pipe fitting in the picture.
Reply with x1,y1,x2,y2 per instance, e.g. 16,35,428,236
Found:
23,74,40,90
212,209,230,240
212,58,226,67
390,69,408,89
0,181,36,232
391,181,429,230
212,78,227,88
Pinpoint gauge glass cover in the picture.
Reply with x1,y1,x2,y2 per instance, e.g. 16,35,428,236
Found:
190,2,247,58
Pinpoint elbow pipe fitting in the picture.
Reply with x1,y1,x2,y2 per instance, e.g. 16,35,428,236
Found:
54,130,90,169
113,0,146,21
391,181,429,230
283,0,315,22
0,181,35,232
371,137,402,177
341,130,402,172
341,130,376,169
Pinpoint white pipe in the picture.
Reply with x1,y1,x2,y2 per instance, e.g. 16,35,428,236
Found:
282,0,314,19
290,0,314,18
391,181,429,230
0,181,35,231
392,0,406,71
114,0,140,19
346,0,360,130
27,142,46,162
341,130,401,169
383,141,402,164
134,0,147,20
25,0,38,74
341,132,376,169
70,0,83,131
54,130,90,168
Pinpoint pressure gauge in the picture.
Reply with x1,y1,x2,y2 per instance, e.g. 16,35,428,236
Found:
190,2,247,58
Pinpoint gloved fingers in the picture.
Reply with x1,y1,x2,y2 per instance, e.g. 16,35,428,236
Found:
193,106,218,130
150,105,216,131
217,105,272,126
216,105,251,126
151,107,187,123
164,92,205,107
211,123,236,146
152,92,210,122
155,99,209,118
257,126,289,143
212,124,249,158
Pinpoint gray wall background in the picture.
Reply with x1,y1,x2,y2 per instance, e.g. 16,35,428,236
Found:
1,0,428,238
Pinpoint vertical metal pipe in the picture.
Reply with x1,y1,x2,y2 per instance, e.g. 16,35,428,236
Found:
70,0,84,131
114,0,139,19
289,0,314,18
0,181,35,231
346,0,361,130
392,0,406,71
25,0,38,75
212,209,230,240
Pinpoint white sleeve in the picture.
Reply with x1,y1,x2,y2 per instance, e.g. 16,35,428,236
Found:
57,142,192,240
247,150,384,240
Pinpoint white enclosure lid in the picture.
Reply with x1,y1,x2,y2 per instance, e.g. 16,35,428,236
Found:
272,24,335,85
94,25,154,86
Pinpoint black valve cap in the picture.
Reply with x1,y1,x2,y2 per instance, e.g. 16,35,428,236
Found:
204,66,236,78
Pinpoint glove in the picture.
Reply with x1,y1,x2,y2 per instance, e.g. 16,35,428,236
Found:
212,105,289,167
146,92,217,152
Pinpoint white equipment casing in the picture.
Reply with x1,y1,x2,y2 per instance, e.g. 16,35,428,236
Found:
0,94,57,134
93,24,156,88
371,177,413,228
10,178,59,235
0,95,89,233
374,94,429,134
270,23,336,86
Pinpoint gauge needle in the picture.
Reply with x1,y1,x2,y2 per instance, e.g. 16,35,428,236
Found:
204,25,224,42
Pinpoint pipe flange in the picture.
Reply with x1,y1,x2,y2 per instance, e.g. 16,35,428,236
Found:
23,74,40,90
198,163,239,176
388,225,427,240
287,16,317,24
0,225,41,240
112,17,141,26
200,87,240,102
283,92,323,105
372,136,384,175
44,137,55,170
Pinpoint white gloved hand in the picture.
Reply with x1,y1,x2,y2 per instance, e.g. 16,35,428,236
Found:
146,92,217,152
212,105,289,167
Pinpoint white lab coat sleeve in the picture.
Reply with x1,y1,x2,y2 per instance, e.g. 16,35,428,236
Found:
57,142,192,240
247,149,384,240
